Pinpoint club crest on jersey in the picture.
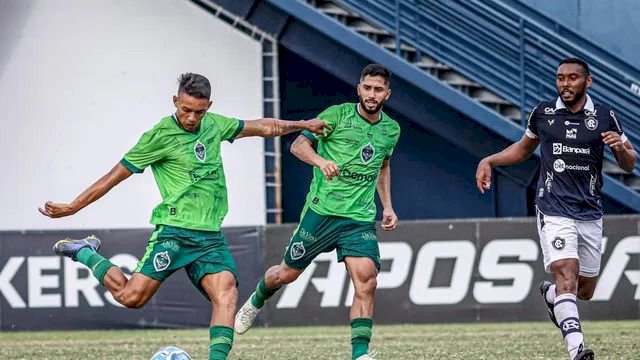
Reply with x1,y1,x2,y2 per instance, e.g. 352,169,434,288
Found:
153,251,171,272
360,143,375,163
194,140,206,162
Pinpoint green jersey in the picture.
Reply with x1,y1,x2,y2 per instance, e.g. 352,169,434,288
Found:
301,103,400,222
121,112,244,231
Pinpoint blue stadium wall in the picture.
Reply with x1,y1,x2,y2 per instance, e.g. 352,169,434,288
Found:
517,0,640,70
278,48,632,222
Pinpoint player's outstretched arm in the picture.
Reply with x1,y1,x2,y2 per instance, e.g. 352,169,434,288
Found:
39,163,133,218
377,159,397,231
475,134,539,193
290,135,339,181
236,118,331,139
602,131,637,172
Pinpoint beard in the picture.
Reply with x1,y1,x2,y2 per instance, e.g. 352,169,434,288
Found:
359,98,384,114
558,86,587,107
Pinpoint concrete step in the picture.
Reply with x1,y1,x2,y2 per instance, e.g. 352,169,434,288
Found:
472,88,511,105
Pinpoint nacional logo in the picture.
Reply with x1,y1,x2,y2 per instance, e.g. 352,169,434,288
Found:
290,242,306,260
153,251,171,272
194,140,206,162
553,159,589,172
360,143,375,163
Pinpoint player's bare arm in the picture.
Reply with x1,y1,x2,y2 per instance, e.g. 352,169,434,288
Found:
39,163,133,218
290,135,340,181
236,118,330,139
602,131,637,172
376,159,397,231
476,134,540,193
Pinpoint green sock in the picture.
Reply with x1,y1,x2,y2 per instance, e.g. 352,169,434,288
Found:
250,277,279,309
209,325,234,360
76,248,114,285
351,318,373,359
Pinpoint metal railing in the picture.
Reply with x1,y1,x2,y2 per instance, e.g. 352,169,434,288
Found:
336,0,640,173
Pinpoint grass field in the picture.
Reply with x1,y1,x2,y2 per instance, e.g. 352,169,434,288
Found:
1,321,638,359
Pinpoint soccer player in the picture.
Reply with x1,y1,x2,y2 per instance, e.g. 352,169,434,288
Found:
38,73,329,360
475,58,636,360
234,64,401,360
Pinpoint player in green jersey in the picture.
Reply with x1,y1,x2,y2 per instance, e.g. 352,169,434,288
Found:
234,64,401,360
38,73,328,360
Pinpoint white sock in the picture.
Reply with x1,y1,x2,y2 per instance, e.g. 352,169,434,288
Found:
545,284,557,304
554,293,584,360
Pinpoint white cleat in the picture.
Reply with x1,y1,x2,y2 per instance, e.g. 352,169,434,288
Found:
234,296,261,334
356,350,377,359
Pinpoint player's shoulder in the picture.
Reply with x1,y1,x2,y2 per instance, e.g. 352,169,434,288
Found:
148,115,177,133
380,112,401,133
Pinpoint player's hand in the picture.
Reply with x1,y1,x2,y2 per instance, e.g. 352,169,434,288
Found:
602,131,624,152
317,159,339,181
303,118,332,137
381,207,398,231
38,201,77,218
475,158,492,193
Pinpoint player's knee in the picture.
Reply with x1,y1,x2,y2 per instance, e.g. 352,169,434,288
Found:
212,286,238,308
577,287,594,301
355,276,377,297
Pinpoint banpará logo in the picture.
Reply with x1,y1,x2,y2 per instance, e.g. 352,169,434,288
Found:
552,143,590,155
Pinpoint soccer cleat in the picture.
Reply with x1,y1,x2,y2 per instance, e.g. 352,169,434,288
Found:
53,235,101,261
355,351,377,360
574,348,595,360
539,280,559,328
234,295,261,334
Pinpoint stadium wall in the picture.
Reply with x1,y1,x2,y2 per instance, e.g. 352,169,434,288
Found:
0,0,265,231
517,0,640,70
0,216,637,330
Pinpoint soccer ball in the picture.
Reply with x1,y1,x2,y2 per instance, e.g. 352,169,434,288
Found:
150,346,192,360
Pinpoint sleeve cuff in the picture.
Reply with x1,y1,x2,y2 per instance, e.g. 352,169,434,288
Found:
301,130,319,144
525,129,538,139
120,158,144,173
228,120,245,143
621,133,629,143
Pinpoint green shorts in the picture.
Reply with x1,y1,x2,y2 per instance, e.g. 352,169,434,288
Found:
135,225,238,299
283,207,380,270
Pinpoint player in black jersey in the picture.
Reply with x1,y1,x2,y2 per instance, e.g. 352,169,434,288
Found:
476,58,636,360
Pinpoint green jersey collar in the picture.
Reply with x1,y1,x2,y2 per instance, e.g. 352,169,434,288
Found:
172,113,201,134
356,103,383,126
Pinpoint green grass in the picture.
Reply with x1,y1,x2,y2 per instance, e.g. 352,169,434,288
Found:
0,321,638,359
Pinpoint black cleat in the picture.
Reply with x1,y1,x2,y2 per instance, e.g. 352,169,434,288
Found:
574,348,595,360
539,280,560,328
53,235,101,261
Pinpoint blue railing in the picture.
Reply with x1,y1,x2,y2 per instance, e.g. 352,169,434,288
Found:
336,0,640,173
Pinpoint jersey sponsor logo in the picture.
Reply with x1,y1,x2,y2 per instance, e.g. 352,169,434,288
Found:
153,251,171,272
564,121,580,126
360,143,375,163
361,231,376,241
194,140,206,162
566,128,577,139
290,242,306,260
544,107,556,115
552,236,565,250
338,166,377,184
547,118,555,126
553,159,589,173
298,228,318,243
552,143,591,155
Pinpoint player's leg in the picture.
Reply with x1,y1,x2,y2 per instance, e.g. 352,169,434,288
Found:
235,207,338,334
576,217,603,301
53,235,163,308
185,231,240,360
538,213,592,360
337,222,379,360
200,271,238,360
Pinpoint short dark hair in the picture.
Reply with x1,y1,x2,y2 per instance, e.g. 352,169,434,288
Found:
559,57,590,76
177,73,211,99
360,64,391,84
